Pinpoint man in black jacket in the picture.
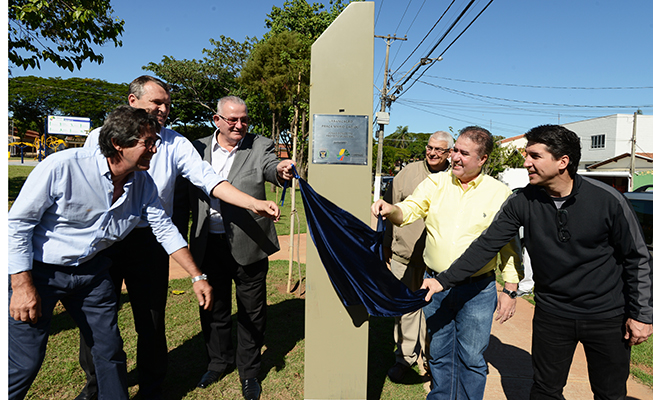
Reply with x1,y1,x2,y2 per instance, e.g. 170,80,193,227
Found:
424,125,653,399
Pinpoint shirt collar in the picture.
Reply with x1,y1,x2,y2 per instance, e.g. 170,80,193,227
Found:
423,159,450,174
212,129,243,153
451,170,485,189
96,152,112,179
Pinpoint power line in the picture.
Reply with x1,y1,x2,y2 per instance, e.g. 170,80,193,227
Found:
392,0,457,74
393,0,413,33
421,82,653,108
374,0,385,27
393,0,494,101
421,75,653,90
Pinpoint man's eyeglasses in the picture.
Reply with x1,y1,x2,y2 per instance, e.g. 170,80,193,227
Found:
426,145,450,155
557,208,571,242
137,136,161,151
218,114,249,126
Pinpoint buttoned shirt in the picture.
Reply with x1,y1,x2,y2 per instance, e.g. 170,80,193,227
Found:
208,131,241,234
84,126,225,227
396,170,522,283
383,160,449,266
8,148,187,274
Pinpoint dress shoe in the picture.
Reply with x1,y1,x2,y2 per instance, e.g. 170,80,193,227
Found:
241,377,262,400
196,369,225,389
387,362,411,383
74,392,98,400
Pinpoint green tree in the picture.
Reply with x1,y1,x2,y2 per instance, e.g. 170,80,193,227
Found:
9,76,127,136
265,0,351,42
239,31,309,152
383,127,430,162
385,125,410,149
483,137,525,178
9,0,125,71
144,35,254,127
239,0,351,177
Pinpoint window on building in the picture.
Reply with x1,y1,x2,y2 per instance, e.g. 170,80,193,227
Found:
591,134,605,149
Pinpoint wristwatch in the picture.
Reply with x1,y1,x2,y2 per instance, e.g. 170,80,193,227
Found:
502,287,518,299
191,274,208,283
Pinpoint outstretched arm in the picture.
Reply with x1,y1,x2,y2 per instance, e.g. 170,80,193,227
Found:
210,181,280,221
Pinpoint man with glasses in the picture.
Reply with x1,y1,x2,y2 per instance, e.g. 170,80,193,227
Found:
77,77,280,400
382,131,453,383
175,96,293,400
427,125,653,399
8,107,221,399
373,126,522,400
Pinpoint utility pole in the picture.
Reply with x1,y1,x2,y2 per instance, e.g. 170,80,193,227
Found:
373,34,406,201
629,111,638,191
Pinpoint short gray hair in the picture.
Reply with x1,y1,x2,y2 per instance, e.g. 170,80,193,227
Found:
429,131,454,149
216,96,247,115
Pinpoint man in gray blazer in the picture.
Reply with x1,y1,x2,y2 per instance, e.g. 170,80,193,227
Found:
177,96,293,400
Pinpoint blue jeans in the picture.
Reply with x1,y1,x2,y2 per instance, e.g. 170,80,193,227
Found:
8,256,128,400
531,307,630,400
423,274,497,400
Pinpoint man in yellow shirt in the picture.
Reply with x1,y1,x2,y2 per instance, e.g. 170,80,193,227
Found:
372,126,522,400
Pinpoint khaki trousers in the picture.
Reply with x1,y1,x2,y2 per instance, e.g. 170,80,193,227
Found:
390,258,428,370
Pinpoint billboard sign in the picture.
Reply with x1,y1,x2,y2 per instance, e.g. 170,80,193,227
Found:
47,116,92,136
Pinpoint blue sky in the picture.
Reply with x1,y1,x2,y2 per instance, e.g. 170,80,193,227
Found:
9,0,653,139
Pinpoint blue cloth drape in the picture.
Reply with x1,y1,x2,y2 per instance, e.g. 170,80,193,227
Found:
286,172,429,317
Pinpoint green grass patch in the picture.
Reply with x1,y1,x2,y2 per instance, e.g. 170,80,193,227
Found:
24,260,432,399
8,165,34,209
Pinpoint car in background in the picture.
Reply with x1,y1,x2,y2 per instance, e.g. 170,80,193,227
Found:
623,191,653,252
380,175,394,196
634,184,653,193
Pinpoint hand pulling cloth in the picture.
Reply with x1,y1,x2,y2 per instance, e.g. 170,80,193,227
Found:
282,167,429,317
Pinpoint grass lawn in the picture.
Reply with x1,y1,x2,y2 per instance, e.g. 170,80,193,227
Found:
24,260,429,399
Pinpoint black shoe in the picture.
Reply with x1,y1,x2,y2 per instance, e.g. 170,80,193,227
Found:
74,392,98,400
196,369,225,389
387,362,411,383
241,377,261,400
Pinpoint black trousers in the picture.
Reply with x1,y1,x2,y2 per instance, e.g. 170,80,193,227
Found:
200,233,268,380
530,307,631,400
79,227,169,399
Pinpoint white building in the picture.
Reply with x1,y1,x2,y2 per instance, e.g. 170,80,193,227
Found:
497,114,653,192
562,114,653,169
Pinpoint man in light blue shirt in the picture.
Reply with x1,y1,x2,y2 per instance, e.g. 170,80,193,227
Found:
8,106,280,400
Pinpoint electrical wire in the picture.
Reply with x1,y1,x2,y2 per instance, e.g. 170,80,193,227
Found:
420,82,653,108
421,75,653,90
392,0,457,74
394,0,494,100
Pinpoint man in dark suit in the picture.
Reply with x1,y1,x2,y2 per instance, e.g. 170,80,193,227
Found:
177,96,293,400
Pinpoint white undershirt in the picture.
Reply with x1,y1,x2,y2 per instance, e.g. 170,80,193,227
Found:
208,132,240,234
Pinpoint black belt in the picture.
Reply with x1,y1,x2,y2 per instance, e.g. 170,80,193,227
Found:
426,269,494,284
209,233,228,240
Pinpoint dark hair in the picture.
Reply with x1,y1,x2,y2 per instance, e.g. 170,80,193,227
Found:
458,126,493,157
129,75,170,98
99,106,160,158
525,125,581,177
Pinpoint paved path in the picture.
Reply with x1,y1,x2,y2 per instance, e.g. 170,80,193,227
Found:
170,234,653,399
